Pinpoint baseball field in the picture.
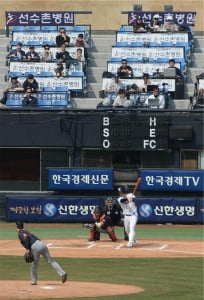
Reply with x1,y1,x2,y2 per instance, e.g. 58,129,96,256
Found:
0,222,203,300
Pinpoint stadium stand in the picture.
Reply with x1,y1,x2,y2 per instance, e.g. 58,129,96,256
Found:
99,13,195,109
4,23,91,108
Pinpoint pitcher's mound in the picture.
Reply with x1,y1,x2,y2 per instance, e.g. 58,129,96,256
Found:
0,280,144,299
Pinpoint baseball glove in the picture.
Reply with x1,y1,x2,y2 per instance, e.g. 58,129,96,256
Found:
82,223,94,230
24,251,34,263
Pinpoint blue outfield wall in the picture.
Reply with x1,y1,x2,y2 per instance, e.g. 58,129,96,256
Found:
7,197,204,224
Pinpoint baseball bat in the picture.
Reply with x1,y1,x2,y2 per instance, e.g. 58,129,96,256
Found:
132,177,141,195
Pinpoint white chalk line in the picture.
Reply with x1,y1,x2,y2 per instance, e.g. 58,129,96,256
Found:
159,244,168,250
0,242,203,255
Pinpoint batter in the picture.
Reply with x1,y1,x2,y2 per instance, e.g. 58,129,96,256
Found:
16,221,67,285
117,187,138,247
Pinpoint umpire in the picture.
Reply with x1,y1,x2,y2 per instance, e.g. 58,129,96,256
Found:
16,221,67,285
103,196,128,241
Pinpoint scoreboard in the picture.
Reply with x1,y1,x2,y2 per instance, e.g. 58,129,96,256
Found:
101,114,168,150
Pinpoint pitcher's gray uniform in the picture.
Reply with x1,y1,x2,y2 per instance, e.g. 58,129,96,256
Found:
16,221,67,285
117,191,138,247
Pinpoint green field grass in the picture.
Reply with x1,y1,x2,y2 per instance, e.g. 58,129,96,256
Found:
0,223,203,300
0,256,203,300
0,223,203,240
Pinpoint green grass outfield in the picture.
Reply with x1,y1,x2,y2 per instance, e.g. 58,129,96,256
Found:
0,223,203,300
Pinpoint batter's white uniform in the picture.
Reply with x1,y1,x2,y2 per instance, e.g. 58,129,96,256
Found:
118,193,138,247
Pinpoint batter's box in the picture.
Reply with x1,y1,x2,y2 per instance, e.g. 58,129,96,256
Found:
136,242,167,250
47,242,91,249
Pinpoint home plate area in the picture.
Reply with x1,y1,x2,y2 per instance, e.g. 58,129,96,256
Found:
45,238,203,258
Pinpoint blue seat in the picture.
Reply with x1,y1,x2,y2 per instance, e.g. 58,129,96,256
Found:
12,26,26,32
8,71,22,77
26,41,41,46
27,26,41,31
149,42,159,47
24,72,38,77
55,86,69,92
41,26,57,31
74,26,86,31
71,71,84,77
42,40,56,46
156,58,169,63
59,26,74,31
118,26,133,32
127,57,138,62
114,42,128,47
110,57,122,62
160,42,173,47
130,42,143,47
37,99,52,107
40,71,54,77
52,99,68,107
6,99,22,107
42,87,55,92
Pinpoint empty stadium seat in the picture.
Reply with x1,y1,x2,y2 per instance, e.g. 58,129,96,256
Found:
160,42,174,47
12,26,26,32
55,86,69,92
41,87,55,92
37,99,52,107
110,57,122,62
6,99,22,107
130,42,143,47
52,99,68,107
41,26,57,31
114,41,128,47
71,71,85,77
40,71,54,77
8,71,23,77
74,26,86,31
27,26,41,31
149,42,159,47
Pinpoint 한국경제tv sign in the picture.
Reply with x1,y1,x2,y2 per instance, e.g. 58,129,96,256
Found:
48,168,113,190
140,169,203,191
6,11,74,26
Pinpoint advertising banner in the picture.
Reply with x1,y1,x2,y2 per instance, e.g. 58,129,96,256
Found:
137,197,203,224
140,169,204,191
48,168,113,190
128,11,196,27
116,32,189,44
7,197,203,224
6,11,74,26
7,197,101,222
112,46,184,60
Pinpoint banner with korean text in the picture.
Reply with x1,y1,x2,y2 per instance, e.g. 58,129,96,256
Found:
6,11,74,26
48,168,113,190
7,197,101,222
140,169,203,191
7,197,203,223
128,11,196,27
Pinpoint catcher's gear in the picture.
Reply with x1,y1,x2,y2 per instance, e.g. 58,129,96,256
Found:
82,223,94,230
94,206,103,214
24,251,34,263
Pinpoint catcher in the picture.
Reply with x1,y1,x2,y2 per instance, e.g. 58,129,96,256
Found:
16,221,67,285
88,206,118,242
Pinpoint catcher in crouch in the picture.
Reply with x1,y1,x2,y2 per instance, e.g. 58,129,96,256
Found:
88,206,118,242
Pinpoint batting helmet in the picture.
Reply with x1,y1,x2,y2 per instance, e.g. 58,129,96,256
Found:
118,186,126,194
